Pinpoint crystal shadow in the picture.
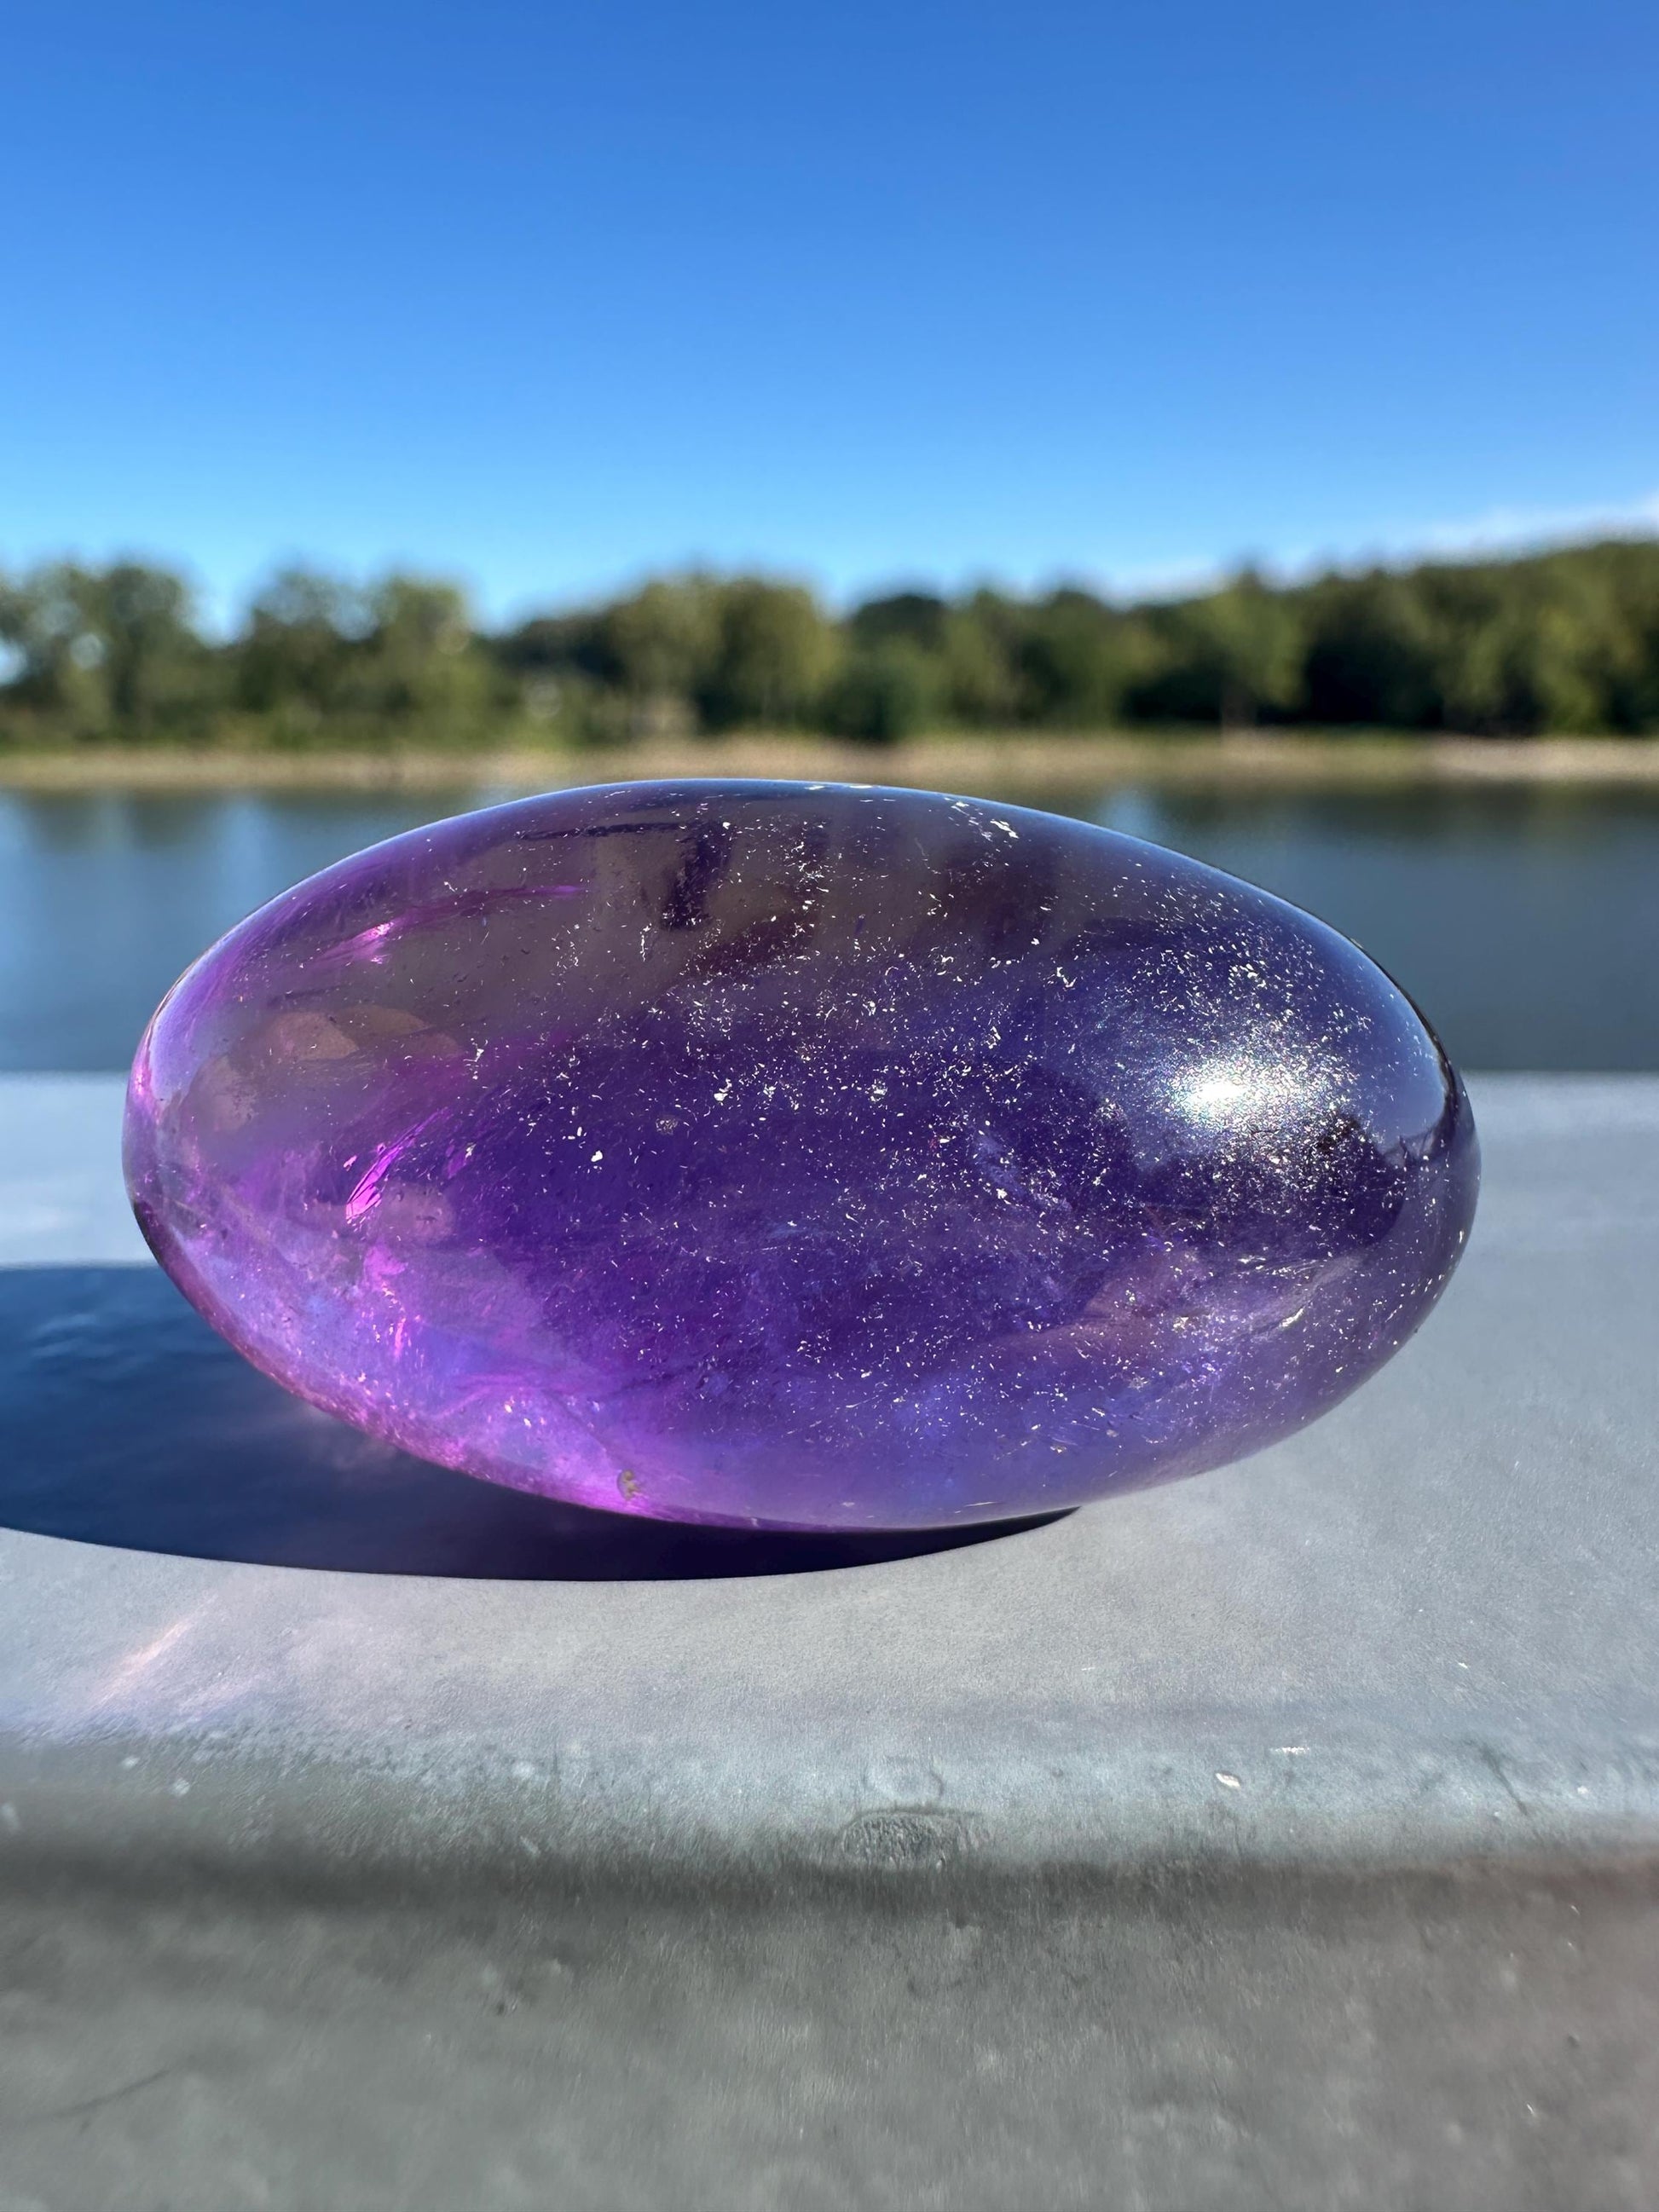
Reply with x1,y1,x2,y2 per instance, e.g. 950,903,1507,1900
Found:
0,1268,1063,1580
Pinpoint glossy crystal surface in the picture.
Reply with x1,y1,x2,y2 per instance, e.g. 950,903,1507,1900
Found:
125,781,1478,1529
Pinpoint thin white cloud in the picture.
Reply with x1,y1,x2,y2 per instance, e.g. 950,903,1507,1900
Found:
1097,490,1659,606
1287,490,1659,582
1411,489,1659,558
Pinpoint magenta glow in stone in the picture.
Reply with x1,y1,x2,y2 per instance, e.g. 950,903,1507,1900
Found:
124,780,1477,1530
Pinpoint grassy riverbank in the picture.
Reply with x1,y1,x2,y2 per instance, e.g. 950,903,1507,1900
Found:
5,732,1659,795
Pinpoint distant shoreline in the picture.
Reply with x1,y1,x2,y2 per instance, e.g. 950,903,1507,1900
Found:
5,732,1659,794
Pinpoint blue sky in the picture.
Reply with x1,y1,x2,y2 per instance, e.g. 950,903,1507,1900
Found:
3,0,1656,622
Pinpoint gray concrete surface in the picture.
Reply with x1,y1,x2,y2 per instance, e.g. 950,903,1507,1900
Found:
1,1074,1656,2209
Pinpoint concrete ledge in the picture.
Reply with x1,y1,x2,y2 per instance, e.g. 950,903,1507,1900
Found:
1,1075,1656,1884
2,1077,1656,2208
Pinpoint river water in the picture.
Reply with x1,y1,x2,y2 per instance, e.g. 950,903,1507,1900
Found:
3,778,1655,1071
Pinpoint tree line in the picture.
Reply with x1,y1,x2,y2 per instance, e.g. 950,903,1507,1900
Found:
3,536,1658,748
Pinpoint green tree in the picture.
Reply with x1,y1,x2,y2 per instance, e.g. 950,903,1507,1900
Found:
9,533,1659,749
1297,570,1443,729
96,563,216,737
822,638,940,742
1014,589,1144,726
0,563,112,735
1130,573,1303,728
847,592,951,656
695,578,841,731
594,575,724,736
0,559,213,741
827,592,951,740
343,575,500,743
937,592,1025,725
233,568,365,732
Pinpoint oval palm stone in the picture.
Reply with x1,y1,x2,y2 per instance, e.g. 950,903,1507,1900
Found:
125,780,1478,1529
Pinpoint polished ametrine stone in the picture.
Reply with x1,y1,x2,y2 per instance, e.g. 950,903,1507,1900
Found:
124,780,1478,1530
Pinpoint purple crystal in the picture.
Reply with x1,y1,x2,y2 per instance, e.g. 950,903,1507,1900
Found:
124,781,1477,1530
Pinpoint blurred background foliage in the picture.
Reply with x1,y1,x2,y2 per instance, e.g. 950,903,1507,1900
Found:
3,536,1658,750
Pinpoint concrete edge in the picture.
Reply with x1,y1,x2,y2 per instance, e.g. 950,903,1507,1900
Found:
4,1711,1658,1898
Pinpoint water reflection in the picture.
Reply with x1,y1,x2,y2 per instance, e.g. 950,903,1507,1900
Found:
1078,781,1659,1073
